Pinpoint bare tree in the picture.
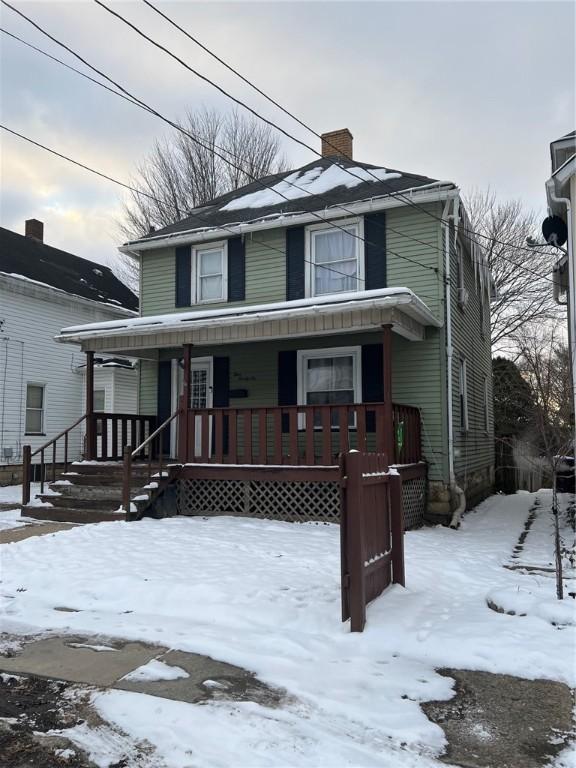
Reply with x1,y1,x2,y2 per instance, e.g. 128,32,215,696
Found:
513,322,572,599
117,107,288,289
465,190,564,354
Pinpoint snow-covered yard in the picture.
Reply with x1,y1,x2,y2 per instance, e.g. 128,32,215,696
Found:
0,490,574,767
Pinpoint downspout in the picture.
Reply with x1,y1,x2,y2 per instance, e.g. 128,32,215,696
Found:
546,179,576,454
442,194,466,527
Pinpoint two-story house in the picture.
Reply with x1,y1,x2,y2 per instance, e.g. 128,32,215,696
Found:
37,129,493,525
0,220,138,485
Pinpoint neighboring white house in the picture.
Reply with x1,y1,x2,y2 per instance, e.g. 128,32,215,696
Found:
0,219,139,484
544,130,575,443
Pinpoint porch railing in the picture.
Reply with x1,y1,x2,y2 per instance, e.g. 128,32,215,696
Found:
180,402,422,467
87,413,156,461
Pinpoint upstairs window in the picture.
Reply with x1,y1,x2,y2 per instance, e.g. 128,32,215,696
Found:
307,220,361,297
459,359,469,432
25,384,45,435
193,243,227,303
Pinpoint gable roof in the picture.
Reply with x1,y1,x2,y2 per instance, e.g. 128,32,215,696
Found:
126,156,445,246
0,227,138,311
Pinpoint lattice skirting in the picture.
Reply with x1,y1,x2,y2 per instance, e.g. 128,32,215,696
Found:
176,473,427,528
401,475,427,529
176,478,341,523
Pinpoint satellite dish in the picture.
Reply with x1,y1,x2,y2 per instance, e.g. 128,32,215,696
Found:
542,215,568,247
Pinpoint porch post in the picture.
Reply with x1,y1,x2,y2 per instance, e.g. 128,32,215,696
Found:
382,324,395,464
85,350,96,460
178,344,192,463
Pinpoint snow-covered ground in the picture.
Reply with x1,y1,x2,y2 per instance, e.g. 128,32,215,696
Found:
1,490,574,767
0,483,48,531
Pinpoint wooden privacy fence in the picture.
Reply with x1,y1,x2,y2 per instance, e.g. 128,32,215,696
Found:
340,451,405,632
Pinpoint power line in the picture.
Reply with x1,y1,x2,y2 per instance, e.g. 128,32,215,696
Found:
0,2,444,282
136,0,556,262
4,123,437,294
1,2,554,287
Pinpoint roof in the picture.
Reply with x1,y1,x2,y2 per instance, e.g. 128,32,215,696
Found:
56,287,441,346
0,226,138,311
125,157,445,247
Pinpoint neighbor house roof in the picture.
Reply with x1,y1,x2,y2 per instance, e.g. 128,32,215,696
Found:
123,157,449,249
0,226,138,311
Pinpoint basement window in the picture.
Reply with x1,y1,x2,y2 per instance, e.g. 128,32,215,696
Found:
25,384,45,435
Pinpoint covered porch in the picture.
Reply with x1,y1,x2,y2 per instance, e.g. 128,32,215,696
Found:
65,289,440,470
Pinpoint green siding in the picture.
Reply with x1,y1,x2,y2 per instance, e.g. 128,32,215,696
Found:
136,203,492,490
139,359,158,415
449,227,494,488
140,230,285,316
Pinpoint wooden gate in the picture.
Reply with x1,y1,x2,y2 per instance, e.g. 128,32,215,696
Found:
340,451,405,632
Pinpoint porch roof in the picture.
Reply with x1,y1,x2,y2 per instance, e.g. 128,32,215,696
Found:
56,287,442,353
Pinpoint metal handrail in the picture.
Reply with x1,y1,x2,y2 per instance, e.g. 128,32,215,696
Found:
29,414,86,459
122,408,182,514
130,409,181,459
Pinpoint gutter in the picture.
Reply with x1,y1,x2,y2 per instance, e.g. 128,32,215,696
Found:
441,192,463,523
119,185,456,255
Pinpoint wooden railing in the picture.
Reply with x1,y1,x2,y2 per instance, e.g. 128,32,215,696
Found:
22,414,87,505
87,413,156,461
180,402,422,467
22,412,157,506
122,409,181,514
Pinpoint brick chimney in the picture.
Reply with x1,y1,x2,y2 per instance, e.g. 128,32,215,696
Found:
25,219,44,242
321,129,353,160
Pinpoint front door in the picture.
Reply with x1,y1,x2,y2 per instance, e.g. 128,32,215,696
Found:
171,357,213,458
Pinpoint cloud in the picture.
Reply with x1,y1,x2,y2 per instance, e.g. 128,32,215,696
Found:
1,0,574,268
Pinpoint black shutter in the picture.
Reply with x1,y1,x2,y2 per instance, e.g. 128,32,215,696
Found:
213,357,230,407
362,344,384,432
175,245,192,307
286,226,305,300
213,357,230,454
227,237,245,302
364,212,387,290
278,350,298,432
157,360,172,455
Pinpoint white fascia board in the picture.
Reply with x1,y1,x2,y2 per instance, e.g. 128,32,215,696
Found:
56,288,441,344
0,271,136,318
119,184,457,255
546,157,576,214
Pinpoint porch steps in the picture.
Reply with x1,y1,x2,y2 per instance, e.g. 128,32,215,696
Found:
21,463,160,524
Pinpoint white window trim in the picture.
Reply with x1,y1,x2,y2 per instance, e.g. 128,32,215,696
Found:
297,346,362,428
25,382,46,436
191,240,228,305
304,217,363,298
459,359,469,433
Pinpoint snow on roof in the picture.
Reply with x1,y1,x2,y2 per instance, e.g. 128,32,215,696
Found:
221,165,401,212
57,287,441,343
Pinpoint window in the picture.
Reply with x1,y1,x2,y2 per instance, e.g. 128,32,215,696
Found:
298,347,361,426
25,384,45,435
193,243,227,303
307,220,361,297
483,376,490,433
459,359,469,432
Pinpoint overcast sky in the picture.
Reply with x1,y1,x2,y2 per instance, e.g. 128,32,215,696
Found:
1,1,574,272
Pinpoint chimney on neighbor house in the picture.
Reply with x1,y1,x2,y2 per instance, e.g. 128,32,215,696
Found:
321,128,353,160
25,219,44,243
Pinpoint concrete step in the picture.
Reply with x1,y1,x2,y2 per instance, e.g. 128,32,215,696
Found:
62,473,153,487
69,462,164,475
22,506,127,524
48,483,127,500
37,494,135,511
